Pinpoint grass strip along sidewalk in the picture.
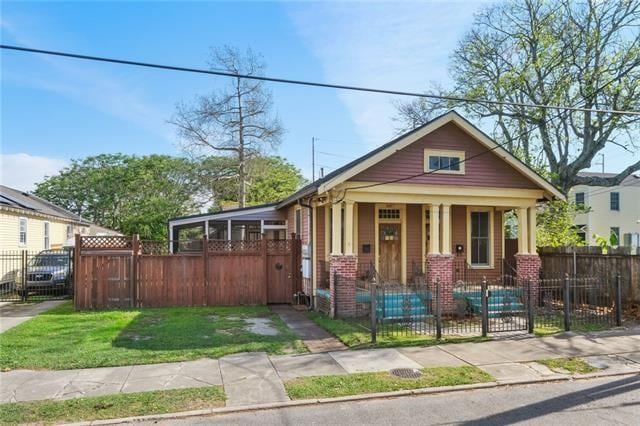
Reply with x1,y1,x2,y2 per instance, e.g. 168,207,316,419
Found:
0,302,306,370
0,386,225,425
285,366,493,399
537,357,599,374
307,312,487,348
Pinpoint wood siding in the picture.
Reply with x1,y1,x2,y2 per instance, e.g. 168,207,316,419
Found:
349,122,538,189
406,204,422,282
357,203,375,273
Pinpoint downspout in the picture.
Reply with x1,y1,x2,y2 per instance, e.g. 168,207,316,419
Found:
299,197,314,309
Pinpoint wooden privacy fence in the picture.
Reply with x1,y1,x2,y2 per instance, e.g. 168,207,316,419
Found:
539,246,640,306
74,235,302,310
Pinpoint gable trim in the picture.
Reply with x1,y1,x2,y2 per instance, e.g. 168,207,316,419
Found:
317,111,564,200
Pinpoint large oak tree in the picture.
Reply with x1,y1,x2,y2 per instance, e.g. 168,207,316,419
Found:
396,0,640,193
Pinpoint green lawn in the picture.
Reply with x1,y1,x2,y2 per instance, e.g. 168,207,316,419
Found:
285,366,493,399
307,312,488,348
0,302,306,370
0,386,225,425
537,357,598,374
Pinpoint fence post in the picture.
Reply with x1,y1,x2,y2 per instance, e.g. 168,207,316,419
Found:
73,234,81,306
20,250,27,302
262,235,268,304
564,274,571,332
436,278,442,339
615,273,622,326
370,282,377,344
130,234,139,308
203,235,209,306
481,276,488,337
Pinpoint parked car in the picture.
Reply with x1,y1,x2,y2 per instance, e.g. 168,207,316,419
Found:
15,249,72,296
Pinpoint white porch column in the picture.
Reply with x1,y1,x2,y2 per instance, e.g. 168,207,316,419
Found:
528,207,537,254
204,220,209,239
344,201,355,255
429,204,440,254
517,207,529,254
441,204,451,254
227,219,232,241
331,202,343,255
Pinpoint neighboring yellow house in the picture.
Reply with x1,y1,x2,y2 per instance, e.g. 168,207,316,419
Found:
0,185,95,252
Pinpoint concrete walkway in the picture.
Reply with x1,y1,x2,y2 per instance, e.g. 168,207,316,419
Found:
269,305,346,353
0,300,65,333
2,331,638,405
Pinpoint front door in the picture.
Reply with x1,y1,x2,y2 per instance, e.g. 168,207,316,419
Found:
379,223,401,282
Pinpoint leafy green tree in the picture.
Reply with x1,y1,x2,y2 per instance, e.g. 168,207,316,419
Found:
396,0,640,193
194,155,307,211
536,200,589,248
34,154,200,239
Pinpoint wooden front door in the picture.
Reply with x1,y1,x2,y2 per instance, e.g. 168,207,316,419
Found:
379,223,401,282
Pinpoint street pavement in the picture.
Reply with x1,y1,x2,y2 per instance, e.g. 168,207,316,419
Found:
144,375,640,425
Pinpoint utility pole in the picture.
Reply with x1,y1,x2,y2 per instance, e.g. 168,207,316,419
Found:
312,136,315,181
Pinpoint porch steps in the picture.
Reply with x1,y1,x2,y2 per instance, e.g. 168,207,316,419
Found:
461,288,525,318
375,292,432,322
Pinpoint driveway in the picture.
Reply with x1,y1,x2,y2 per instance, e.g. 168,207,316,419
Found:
0,300,65,333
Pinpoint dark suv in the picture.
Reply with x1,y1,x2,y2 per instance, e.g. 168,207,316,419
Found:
15,250,72,296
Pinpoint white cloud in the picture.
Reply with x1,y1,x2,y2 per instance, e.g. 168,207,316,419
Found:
287,2,484,145
1,153,67,192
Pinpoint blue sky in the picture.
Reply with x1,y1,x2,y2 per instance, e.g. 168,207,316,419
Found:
1,1,636,192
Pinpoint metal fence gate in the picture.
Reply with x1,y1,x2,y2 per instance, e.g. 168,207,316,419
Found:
0,250,73,302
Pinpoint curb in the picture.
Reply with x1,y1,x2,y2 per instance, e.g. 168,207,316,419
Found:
62,370,640,426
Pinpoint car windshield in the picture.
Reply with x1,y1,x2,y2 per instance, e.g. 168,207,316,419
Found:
29,254,68,267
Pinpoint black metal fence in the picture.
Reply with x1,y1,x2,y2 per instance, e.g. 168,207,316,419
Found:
344,271,623,342
0,250,73,302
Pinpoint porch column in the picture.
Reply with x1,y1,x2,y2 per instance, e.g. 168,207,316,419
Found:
344,200,355,255
429,204,440,254
331,202,342,255
517,207,529,254
527,207,537,254
441,204,451,255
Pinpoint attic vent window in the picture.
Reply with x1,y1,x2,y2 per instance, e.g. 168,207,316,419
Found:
424,149,465,174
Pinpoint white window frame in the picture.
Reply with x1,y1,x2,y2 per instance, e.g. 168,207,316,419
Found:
424,149,465,175
66,224,73,240
466,207,494,269
19,217,28,247
44,221,51,250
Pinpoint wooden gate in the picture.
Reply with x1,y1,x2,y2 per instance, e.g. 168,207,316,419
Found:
74,235,302,309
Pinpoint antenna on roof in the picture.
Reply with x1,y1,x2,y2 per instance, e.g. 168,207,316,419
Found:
320,167,324,179
594,153,605,174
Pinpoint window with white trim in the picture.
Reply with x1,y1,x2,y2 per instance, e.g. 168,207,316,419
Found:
44,222,50,249
66,224,73,240
19,218,27,246
424,149,465,174
470,212,490,266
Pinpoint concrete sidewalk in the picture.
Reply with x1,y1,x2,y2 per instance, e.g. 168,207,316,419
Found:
1,331,639,406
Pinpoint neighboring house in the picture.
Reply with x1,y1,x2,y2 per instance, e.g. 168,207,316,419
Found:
169,111,564,312
0,185,92,252
569,173,640,248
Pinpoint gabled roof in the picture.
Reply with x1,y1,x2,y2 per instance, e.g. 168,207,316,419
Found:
278,110,564,207
576,172,640,186
0,185,91,224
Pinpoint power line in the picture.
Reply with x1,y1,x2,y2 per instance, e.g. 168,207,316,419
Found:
3,44,640,116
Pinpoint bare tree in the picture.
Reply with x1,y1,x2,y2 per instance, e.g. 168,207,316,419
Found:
171,46,283,207
396,0,640,193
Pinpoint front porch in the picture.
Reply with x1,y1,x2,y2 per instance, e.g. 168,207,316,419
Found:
312,192,542,318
